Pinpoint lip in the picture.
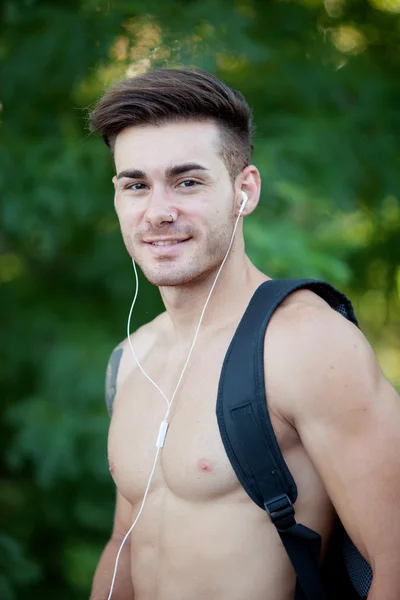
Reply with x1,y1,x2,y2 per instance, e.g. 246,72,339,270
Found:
144,238,191,254
143,237,190,244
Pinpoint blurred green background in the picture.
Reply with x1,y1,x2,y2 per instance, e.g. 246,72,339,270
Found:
1,0,399,597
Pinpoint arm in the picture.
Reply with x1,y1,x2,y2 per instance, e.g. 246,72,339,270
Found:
280,304,400,600
90,490,134,600
91,345,134,599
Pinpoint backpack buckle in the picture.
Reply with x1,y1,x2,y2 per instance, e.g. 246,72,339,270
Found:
264,494,295,530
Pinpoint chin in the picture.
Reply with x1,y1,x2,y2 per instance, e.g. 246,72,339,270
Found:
142,269,201,288
139,260,217,288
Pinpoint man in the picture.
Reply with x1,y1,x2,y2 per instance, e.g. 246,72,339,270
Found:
89,68,400,600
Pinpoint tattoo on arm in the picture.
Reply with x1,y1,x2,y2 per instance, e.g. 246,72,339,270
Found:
105,348,123,417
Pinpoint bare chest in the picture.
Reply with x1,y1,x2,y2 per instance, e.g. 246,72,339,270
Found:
108,338,300,509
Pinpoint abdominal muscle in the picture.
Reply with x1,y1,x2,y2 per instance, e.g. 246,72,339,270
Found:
128,484,296,600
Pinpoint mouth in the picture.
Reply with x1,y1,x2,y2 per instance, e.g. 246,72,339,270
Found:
144,238,191,254
149,239,188,246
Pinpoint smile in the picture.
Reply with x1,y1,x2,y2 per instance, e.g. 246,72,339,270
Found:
144,237,190,246
144,238,191,254
151,240,181,246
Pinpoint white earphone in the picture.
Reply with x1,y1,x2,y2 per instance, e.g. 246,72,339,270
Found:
239,191,248,215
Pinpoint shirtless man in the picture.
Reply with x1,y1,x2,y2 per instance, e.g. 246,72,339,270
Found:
89,68,400,600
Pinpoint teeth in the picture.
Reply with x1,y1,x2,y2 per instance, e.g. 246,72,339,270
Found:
152,240,180,246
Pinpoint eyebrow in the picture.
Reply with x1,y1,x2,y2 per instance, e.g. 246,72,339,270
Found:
116,162,209,180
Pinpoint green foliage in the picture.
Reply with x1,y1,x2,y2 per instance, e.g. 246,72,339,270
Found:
1,0,399,597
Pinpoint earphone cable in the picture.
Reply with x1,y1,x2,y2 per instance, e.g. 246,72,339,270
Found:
108,206,245,599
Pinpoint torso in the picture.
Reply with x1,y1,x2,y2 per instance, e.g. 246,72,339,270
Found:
108,286,336,600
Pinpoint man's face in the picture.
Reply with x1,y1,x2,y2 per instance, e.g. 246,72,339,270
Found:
113,120,239,287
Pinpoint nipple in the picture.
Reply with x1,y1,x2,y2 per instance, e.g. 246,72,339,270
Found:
198,459,213,473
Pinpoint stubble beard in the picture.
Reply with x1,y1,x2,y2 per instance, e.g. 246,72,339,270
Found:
126,219,235,288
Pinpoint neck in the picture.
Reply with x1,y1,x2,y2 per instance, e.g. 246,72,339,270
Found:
159,242,268,347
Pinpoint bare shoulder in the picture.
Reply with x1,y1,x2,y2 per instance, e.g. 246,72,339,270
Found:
265,287,381,422
105,311,168,416
118,311,168,376
267,289,400,571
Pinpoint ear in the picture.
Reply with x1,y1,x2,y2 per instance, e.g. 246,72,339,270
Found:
235,165,261,217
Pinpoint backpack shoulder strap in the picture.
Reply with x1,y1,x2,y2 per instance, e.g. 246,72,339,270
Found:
216,278,358,600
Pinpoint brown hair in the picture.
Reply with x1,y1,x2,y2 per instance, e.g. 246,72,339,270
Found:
89,68,253,179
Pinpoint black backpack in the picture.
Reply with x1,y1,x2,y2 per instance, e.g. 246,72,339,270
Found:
216,278,373,600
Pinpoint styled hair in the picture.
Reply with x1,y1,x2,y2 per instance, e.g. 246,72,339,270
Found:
89,68,253,179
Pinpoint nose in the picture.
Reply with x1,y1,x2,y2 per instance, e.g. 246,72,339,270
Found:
144,189,176,228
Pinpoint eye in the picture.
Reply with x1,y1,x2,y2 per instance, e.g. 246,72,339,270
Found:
178,179,200,188
124,182,148,191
